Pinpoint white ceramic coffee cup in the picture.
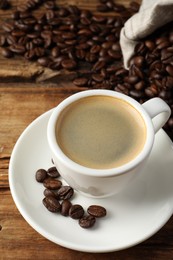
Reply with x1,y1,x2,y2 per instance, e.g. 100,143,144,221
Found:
47,89,171,198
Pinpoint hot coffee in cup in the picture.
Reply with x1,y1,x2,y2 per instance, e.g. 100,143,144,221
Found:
47,90,171,198
56,95,146,169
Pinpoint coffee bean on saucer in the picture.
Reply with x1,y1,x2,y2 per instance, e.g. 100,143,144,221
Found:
47,166,60,178
43,177,62,190
61,199,72,216
35,168,47,182
43,196,61,212
57,186,74,200
79,215,96,229
69,204,84,219
87,205,107,218
43,188,58,198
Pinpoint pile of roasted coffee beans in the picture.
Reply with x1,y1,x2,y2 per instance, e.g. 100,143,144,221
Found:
0,0,173,139
35,166,107,229
0,0,138,71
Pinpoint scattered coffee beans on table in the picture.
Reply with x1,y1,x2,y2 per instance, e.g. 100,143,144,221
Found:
35,164,107,229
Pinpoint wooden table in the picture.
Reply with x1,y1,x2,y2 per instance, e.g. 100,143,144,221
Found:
0,0,173,259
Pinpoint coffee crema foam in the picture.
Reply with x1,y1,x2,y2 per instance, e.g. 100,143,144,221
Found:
56,96,146,169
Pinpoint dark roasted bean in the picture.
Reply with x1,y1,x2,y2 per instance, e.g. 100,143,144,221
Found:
107,49,122,59
90,45,101,54
69,204,84,219
79,215,96,228
130,89,144,99
9,44,26,54
6,35,17,45
47,166,60,178
87,205,106,218
92,73,104,82
92,60,106,72
2,23,14,33
35,169,47,182
73,77,88,86
61,200,72,216
43,189,58,198
43,177,62,190
61,59,77,70
57,186,74,200
43,196,61,213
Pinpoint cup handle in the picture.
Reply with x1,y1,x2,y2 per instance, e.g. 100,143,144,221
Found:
142,97,171,133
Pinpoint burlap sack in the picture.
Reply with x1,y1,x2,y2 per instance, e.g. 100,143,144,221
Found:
120,0,173,69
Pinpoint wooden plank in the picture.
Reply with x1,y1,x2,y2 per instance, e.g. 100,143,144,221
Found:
0,83,87,188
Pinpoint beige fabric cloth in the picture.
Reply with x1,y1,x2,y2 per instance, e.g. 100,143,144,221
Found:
120,0,173,69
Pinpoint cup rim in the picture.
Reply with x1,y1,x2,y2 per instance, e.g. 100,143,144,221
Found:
47,89,154,177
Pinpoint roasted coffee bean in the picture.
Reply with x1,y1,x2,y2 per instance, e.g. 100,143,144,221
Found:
107,49,122,59
92,73,104,82
130,56,145,68
130,89,144,99
102,41,113,49
79,215,96,229
75,49,85,60
35,169,47,182
112,42,121,51
2,23,14,33
47,166,60,178
6,35,17,45
50,46,59,58
124,75,139,84
57,186,74,200
87,205,106,218
15,20,31,31
44,188,58,198
9,44,26,54
134,81,145,90
43,177,62,190
85,52,97,63
61,199,72,216
92,60,106,72
61,59,77,70
90,45,101,54
69,204,84,219
73,77,88,86
43,196,61,213
92,15,107,23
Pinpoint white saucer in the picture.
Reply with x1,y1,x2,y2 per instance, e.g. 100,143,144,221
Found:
9,110,173,253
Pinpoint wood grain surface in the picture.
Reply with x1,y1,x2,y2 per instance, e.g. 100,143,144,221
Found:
0,0,173,259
